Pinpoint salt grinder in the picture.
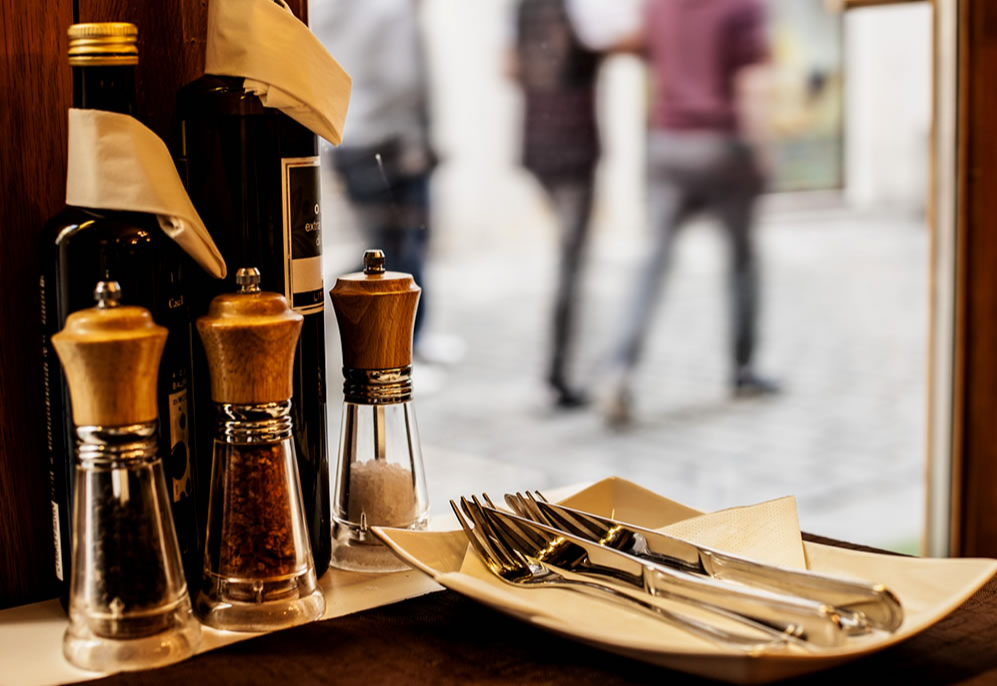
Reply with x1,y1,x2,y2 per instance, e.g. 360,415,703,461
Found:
195,267,325,631
329,250,431,572
52,281,201,672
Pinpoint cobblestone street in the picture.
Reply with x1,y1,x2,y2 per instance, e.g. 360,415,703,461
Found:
325,199,928,553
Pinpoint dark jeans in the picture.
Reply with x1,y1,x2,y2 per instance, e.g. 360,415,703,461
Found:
539,175,595,390
334,146,431,343
616,130,764,373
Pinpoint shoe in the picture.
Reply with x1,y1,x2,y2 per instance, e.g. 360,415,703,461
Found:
595,366,633,427
732,369,780,398
552,385,589,410
603,385,632,427
547,376,589,410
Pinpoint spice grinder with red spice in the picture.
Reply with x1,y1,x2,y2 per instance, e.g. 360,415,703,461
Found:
195,267,325,631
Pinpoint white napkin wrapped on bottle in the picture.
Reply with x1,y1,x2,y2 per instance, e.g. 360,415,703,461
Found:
65,108,227,279
204,0,352,146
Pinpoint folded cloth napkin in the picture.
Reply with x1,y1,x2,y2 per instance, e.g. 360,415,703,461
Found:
65,108,227,279
660,496,807,570
205,0,352,146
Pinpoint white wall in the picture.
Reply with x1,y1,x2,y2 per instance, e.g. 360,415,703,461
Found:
844,4,932,214
422,0,648,253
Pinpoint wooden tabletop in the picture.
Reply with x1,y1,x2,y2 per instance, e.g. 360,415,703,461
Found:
84,534,997,686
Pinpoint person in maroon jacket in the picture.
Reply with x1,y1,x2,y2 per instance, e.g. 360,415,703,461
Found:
604,0,778,425
509,0,603,409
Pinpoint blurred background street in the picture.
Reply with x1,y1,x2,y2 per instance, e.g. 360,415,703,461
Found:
316,0,932,553
325,199,926,553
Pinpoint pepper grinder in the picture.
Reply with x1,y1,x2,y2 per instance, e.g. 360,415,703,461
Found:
329,249,431,572
52,281,201,672
195,267,325,631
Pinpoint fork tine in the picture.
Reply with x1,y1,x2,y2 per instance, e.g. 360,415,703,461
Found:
466,497,530,571
503,493,531,518
471,495,545,555
524,492,604,537
451,500,500,569
516,491,554,525
534,499,606,540
450,499,477,545
542,500,640,549
539,497,611,530
488,492,557,536
478,506,544,560
458,497,516,570
502,492,547,524
573,508,622,538
481,502,557,556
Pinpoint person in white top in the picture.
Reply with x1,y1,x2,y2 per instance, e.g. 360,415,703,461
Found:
311,0,436,348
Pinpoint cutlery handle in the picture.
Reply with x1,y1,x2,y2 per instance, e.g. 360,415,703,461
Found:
642,565,847,648
557,576,788,652
701,551,904,632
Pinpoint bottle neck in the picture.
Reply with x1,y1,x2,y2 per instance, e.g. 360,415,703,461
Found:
72,65,137,115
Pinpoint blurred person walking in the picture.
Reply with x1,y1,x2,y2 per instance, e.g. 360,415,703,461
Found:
509,0,605,409
603,0,777,424
312,0,454,362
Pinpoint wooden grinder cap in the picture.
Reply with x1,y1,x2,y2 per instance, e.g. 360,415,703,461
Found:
329,250,421,370
196,267,303,404
51,281,167,427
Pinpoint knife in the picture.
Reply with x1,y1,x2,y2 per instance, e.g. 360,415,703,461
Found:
480,504,851,648
508,494,903,633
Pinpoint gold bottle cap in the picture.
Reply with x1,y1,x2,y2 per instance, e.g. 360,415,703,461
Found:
67,22,139,67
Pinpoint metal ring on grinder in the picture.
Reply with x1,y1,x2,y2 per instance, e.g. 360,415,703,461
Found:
343,366,413,405
76,421,158,462
217,400,293,444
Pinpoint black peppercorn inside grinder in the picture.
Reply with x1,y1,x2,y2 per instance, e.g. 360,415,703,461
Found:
51,281,201,672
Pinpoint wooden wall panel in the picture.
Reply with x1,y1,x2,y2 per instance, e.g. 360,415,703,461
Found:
77,0,209,144
76,0,307,146
0,0,309,608
956,0,997,556
0,0,74,608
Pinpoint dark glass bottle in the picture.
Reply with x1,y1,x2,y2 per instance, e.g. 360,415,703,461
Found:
39,23,202,602
177,75,331,577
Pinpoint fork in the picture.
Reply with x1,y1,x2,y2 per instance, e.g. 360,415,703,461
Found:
473,495,849,648
451,497,794,653
506,490,902,633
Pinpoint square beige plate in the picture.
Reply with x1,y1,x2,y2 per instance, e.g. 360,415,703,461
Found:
373,477,997,684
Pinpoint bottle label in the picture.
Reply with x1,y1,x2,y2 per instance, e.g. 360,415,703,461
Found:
281,156,323,315
51,501,63,582
41,272,65,583
168,386,192,503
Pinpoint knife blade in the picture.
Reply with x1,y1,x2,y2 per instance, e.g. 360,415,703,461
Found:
524,497,903,633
